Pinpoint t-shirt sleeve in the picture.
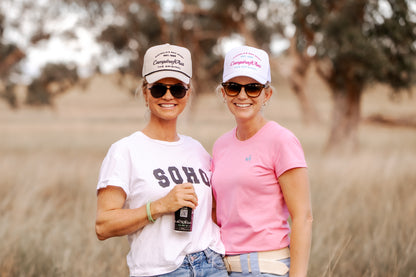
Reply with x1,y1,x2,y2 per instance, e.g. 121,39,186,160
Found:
96,143,130,195
274,130,307,179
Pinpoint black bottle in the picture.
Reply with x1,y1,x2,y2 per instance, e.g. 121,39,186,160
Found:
174,206,193,232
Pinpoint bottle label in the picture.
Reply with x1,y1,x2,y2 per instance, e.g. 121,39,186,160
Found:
174,207,193,232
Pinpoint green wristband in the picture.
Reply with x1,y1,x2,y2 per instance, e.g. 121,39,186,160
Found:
146,201,155,223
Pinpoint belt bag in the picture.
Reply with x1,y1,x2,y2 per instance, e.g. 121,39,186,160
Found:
223,248,290,275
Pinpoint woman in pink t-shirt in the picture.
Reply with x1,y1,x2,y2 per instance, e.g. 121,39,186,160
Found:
211,45,313,277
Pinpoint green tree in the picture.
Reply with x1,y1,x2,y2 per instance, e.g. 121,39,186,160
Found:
0,1,81,107
0,0,290,106
294,0,416,151
75,0,289,93
0,12,25,108
26,63,79,106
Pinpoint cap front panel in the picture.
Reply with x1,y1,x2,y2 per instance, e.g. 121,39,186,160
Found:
143,44,192,84
223,46,271,84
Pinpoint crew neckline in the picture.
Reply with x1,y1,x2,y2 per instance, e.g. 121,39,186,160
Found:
233,121,272,142
137,131,184,145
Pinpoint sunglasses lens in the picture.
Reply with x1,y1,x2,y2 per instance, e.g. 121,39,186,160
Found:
222,82,264,98
150,84,167,98
169,85,188,99
245,84,264,97
149,84,188,99
223,83,241,96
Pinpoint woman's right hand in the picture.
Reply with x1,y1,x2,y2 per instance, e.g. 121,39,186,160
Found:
95,183,199,240
157,182,198,213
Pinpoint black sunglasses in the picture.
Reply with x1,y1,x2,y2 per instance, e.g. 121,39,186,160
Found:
148,83,189,99
221,82,267,98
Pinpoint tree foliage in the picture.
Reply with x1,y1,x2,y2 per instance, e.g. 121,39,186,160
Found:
294,0,416,151
73,0,289,91
26,63,79,106
2,0,415,154
0,1,81,107
0,0,291,107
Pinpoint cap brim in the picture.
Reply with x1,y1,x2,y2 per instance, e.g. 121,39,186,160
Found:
145,71,190,84
223,72,268,85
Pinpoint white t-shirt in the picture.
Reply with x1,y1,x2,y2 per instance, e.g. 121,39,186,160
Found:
97,131,224,276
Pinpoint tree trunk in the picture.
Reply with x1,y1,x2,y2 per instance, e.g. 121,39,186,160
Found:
325,85,362,152
0,48,25,76
287,38,320,124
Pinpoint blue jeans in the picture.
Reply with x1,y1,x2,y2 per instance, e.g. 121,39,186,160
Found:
228,254,291,277
157,248,228,277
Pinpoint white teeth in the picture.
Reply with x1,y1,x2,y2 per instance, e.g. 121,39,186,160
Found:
160,104,175,108
235,103,251,107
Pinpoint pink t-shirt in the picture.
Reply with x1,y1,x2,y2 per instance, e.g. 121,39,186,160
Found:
211,121,307,255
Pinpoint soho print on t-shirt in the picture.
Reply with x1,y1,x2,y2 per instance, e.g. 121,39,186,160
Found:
153,166,210,188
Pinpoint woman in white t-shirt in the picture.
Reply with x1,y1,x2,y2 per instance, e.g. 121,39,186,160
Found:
95,44,227,277
211,45,313,277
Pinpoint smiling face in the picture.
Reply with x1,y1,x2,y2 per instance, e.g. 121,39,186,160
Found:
144,77,190,123
222,76,272,124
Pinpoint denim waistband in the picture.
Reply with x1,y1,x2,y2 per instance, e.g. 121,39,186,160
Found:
184,248,218,265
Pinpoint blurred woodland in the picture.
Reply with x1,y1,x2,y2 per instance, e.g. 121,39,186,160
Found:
1,0,416,150
1,2,416,276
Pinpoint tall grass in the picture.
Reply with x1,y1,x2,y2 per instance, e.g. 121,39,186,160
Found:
0,152,129,276
0,74,415,276
309,150,416,276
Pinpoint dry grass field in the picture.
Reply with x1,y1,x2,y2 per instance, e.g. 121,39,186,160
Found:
1,71,415,276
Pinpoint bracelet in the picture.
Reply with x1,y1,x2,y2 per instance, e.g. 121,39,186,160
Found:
146,201,155,223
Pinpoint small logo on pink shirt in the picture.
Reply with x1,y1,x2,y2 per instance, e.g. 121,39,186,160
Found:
245,155,252,162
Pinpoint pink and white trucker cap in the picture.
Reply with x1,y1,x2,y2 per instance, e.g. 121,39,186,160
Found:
223,45,271,85
142,43,192,84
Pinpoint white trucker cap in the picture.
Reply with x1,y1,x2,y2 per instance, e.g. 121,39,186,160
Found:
223,45,271,84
